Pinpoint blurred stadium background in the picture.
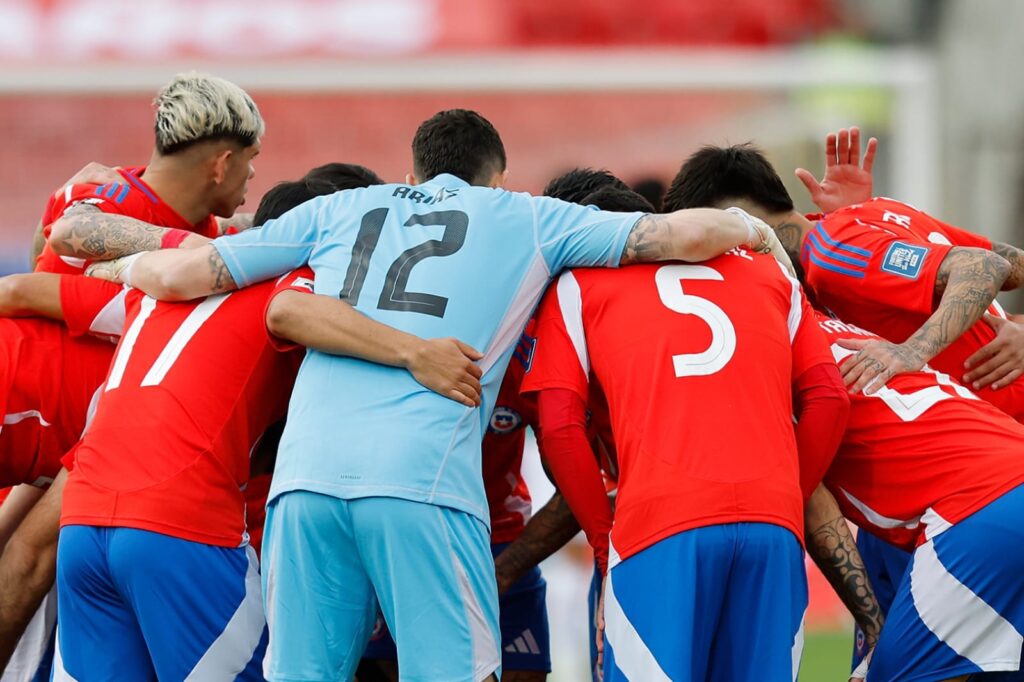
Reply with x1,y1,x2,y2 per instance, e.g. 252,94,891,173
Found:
3,0,1023,677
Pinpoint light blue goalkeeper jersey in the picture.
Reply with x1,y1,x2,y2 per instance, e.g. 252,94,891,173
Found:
214,174,642,523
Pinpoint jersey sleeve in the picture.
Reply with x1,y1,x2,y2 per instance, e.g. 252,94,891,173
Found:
263,267,316,352
530,196,643,273
519,273,591,400
809,218,953,317
931,220,993,250
59,275,128,339
213,194,328,288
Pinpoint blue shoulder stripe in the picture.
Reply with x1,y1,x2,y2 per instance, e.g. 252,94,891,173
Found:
814,224,872,258
103,183,120,199
121,172,159,204
94,184,107,197
806,231,869,268
805,247,866,279
114,184,130,204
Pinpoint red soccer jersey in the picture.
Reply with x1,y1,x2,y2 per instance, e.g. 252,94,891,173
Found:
816,311,1024,550
521,250,834,562
59,270,312,547
35,166,219,275
803,197,1024,419
0,317,112,489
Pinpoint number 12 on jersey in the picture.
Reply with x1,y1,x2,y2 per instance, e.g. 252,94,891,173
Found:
339,209,468,318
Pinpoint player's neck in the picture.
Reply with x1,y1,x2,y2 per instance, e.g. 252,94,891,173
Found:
140,156,215,227
768,210,812,258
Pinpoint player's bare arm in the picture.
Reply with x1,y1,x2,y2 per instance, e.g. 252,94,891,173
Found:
0,273,64,319
914,241,1024,390
804,485,884,650
839,247,1011,393
265,290,484,407
51,204,207,261
0,485,45,553
990,240,1024,289
493,491,580,595
0,470,64,669
619,207,793,272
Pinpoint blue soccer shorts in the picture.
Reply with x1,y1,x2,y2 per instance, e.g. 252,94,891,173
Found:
262,491,501,682
868,485,1024,681
54,525,267,681
362,540,550,673
603,522,806,682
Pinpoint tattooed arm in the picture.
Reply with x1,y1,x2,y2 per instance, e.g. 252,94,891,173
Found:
838,247,1011,393
991,241,1024,290
84,245,237,301
619,208,789,267
805,485,884,648
493,492,581,595
49,204,207,260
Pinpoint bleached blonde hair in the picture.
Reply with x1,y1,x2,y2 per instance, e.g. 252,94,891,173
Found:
153,72,264,155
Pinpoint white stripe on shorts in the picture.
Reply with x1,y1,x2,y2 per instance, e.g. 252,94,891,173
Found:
910,540,1023,671
604,567,671,682
185,546,265,680
443,509,499,681
791,610,806,682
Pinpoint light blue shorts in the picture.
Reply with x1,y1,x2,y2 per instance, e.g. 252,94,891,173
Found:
262,491,501,682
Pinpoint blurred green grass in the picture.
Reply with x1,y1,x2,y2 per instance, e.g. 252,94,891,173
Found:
801,629,853,680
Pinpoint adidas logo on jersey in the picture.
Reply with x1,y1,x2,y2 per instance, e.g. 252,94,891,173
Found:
503,628,542,655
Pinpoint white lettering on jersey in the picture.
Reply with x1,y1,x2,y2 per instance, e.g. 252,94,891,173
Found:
882,211,912,229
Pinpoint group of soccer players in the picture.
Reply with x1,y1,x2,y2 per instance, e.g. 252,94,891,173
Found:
0,70,1020,682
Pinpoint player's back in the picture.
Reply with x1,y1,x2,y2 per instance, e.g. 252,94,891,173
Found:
233,173,643,522
817,312,1024,550
558,250,811,560
808,197,1024,419
62,278,305,547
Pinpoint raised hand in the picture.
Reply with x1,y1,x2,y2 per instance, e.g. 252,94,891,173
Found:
795,127,878,213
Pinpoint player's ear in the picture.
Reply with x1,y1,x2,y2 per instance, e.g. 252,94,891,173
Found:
492,169,509,189
405,173,419,186
211,148,233,185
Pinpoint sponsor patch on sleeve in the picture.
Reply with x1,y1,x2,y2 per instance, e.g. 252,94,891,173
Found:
881,242,928,279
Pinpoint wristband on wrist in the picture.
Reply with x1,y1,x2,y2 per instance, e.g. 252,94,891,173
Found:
160,229,190,249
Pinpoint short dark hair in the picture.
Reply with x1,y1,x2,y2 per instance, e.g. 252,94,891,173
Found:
254,163,384,226
630,177,666,212
411,109,506,185
663,144,794,214
304,163,384,193
543,168,629,204
582,186,655,213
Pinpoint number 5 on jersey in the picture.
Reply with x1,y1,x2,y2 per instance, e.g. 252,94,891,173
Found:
655,264,737,378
